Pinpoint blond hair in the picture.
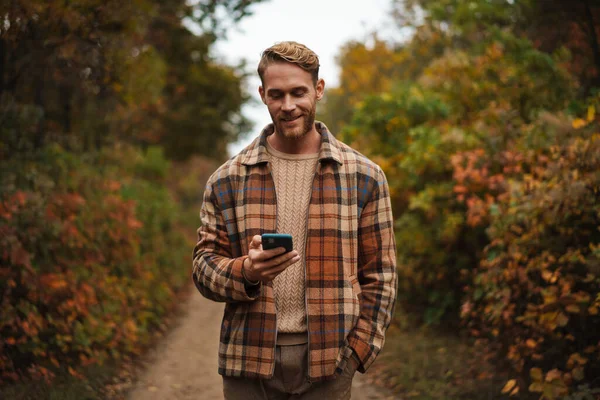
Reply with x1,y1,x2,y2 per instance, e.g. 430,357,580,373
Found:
257,41,320,85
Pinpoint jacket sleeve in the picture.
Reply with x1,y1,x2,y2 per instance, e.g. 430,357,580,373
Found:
348,166,397,372
192,175,261,303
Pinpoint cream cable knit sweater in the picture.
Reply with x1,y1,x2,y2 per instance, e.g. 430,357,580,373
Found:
266,140,318,333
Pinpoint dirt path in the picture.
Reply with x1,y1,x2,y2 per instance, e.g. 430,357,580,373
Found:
127,287,397,400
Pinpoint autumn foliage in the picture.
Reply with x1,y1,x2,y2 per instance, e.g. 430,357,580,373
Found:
0,136,191,383
0,0,258,388
322,0,600,397
462,116,600,399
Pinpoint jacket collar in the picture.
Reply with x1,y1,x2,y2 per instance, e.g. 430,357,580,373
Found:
240,121,343,167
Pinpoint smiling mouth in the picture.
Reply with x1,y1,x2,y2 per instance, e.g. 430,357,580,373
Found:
281,115,301,122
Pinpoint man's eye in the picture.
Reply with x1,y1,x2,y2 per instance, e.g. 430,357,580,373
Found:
270,93,282,99
293,91,306,97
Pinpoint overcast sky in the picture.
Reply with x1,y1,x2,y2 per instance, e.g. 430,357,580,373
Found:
212,0,398,155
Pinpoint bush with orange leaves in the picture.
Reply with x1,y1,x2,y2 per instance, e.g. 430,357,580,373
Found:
461,111,600,398
0,139,190,383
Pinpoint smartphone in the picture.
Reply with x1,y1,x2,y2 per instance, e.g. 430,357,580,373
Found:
261,233,294,253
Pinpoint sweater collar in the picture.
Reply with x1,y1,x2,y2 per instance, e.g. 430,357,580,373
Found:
240,121,343,167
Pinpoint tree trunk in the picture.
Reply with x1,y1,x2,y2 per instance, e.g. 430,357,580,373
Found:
0,38,5,97
61,84,71,134
33,71,45,148
582,0,600,90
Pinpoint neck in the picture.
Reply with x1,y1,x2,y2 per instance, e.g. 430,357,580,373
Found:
268,126,321,154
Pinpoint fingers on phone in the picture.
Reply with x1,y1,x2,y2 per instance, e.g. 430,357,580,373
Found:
259,252,299,278
266,255,300,279
275,250,298,265
276,252,300,271
260,246,289,260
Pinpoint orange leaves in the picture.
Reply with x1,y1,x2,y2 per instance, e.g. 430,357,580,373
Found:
525,339,537,349
67,366,84,379
39,273,69,292
450,148,513,227
127,216,143,230
105,180,122,192
9,245,32,269
461,102,600,397
0,141,194,384
567,353,588,369
0,191,29,220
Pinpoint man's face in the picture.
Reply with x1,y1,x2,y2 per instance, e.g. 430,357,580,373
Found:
259,62,324,140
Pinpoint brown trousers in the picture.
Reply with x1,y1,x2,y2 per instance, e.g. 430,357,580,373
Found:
222,343,359,399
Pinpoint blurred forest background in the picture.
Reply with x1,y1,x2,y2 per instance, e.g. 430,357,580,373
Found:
2,0,600,399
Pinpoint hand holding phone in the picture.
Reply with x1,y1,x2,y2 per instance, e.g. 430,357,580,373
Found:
242,234,299,283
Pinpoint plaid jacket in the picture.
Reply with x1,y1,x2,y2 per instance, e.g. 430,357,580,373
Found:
192,122,397,382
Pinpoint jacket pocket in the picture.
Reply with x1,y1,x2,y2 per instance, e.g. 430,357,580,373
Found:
349,275,361,329
351,275,362,302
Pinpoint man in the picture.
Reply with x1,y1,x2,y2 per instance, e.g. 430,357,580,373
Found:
193,41,397,399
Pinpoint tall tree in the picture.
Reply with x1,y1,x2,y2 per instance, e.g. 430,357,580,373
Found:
0,0,263,159
392,0,600,95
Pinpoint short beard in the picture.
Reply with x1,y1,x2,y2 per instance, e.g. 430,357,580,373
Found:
276,108,316,140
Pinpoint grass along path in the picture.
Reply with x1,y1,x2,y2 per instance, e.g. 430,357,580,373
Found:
364,321,510,400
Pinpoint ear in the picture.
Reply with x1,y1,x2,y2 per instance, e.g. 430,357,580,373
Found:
315,79,325,101
258,86,266,105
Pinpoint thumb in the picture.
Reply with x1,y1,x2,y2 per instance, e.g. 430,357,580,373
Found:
249,235,262,249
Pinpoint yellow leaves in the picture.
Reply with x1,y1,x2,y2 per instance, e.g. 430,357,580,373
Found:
486,42,505,60
572,105,597,129
567,353,588,373
529,368,569,399
572,367,585,381
538,311,568,330
530,367,543,381
541,270,557,283
572,118,587,129
386,116,408,131
530,379,549,394
588,105,596,122
572,291,591,303
565,304,580,314
335,39,398,107
556,312,569,327
501,379,519,396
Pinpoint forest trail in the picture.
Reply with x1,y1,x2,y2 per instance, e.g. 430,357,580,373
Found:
126,287,398,400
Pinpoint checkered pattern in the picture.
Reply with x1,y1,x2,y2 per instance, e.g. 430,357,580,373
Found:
192,122,397,382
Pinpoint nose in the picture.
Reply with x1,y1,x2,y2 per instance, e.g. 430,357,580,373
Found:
281,95,296,112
